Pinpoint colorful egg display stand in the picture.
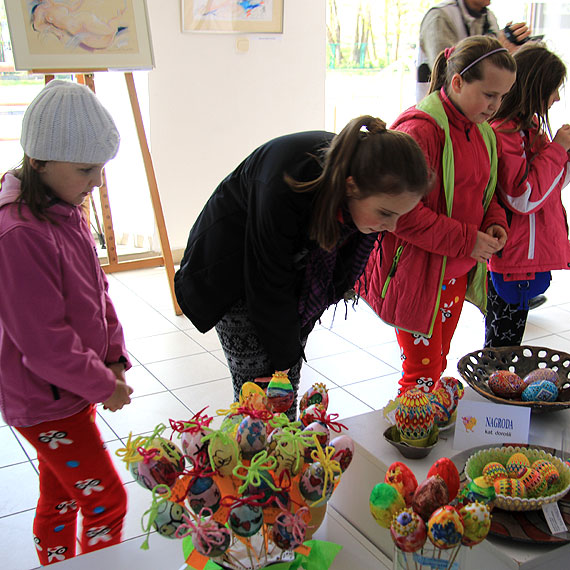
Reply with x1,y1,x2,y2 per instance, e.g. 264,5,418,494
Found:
373,458,489,570
117,380,352,570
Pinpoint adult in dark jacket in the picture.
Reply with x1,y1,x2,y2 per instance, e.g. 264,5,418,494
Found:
175,116,431,418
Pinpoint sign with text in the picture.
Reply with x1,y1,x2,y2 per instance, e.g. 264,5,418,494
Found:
453,399,531,449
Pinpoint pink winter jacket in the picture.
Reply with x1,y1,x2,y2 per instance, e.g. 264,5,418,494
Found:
489,119,570,279
361,90,507,336
0,173,131,427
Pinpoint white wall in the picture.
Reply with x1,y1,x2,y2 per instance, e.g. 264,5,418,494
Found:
146,1,327,252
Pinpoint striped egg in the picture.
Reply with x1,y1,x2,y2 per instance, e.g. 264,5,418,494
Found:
494,477,526,498
506,452,530,477
531,459,560,487
482,461,508,485
518,467,547,497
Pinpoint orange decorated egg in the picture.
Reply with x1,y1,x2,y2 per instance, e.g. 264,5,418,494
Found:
488,370,524,399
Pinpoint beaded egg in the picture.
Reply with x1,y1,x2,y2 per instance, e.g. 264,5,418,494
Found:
459,501,491,546
427,506,464,550
518,467,547,498
266,372,295,414
299,383,329,413
506,452,531,477
390,508,427,553
482,461,508,485
395,388,435,447
523,367,560,388
385,461,418,507
369,482,406,529
488,370,524,399
531,459,560,487
494,477,526,498
521,380,558,402
228,503,264,537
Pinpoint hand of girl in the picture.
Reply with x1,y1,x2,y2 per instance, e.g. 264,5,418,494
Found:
553,124,570,151
471,231,500,263
102,380,133,412
107,362,126,383
485,224,508,250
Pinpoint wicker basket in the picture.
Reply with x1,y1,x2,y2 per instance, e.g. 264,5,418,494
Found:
457,346,570,412
464,446,570,511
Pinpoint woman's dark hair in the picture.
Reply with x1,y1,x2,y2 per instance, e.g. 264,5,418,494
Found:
493,43,566,137
429,35,516,94
12,155,55,222
287,115,431,250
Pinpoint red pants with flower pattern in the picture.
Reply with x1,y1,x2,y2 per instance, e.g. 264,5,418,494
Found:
396,275,467,394
15,405,127,565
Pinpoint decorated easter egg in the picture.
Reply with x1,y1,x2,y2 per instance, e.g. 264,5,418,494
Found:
180,428,208,464
506,452,531,477
428,389,452,426
488,370,524,399
299,382,329,413
154,500,190,539
272,514,306,550
239,381,267,406
187,476,222,514
482,462,508,485
521,380,558,402
236,416,267,459
462,476,495,505
271,436,304,478
245,470,278,505
390,508,427,552
523,368,560,388
266,372,295,414
369,482,406,529
134,439,185,491
329,435,355,472
412,475,449,521
531,459,560,487
385,461,418,507
395,388,435,447
435,376,464,412
208,435,240,477
494,477,526,498
459,501,491,546
300,403,327,427
427,505,464,549
299,462,335,506
518,467,547,497
192,520,231,557
228,503,263,537
427,458,460,501
302,421,330,462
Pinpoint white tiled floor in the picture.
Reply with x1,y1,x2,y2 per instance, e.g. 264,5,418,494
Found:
4,266,570,569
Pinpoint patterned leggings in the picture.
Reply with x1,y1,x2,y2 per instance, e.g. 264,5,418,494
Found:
15,405,127,565
396,275,467,394
215,300,307,420
484,275,528,348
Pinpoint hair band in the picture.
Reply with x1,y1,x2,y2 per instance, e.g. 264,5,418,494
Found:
444,47,455,60
459,47,508,76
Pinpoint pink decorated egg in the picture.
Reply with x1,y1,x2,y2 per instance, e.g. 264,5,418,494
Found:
523,368,560,388
385,461,418,507
390,508,427,552
329,435,355,472
488,370,524,399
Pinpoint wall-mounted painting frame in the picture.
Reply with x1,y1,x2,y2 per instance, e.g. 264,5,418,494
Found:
182,1,283,33
5,0,154,71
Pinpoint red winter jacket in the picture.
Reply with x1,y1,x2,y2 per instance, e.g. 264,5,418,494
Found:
489,119,570,279
361,90,507,336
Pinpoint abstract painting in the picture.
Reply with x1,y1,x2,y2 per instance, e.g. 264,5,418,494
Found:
182,0,283,33
5,0,154,71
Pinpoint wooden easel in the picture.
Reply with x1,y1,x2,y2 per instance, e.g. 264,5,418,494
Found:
43,71,182,315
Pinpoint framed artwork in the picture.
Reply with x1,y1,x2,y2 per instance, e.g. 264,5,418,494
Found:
5,0,154,72
182,1,284,33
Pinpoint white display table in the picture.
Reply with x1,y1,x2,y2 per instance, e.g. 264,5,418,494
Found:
329,386,570,570
53,505,391,570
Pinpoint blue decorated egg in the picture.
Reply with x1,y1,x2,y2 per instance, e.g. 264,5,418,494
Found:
186,476,221,514
154,500,190,539
329,435,354,472
299,462,335,505
521,379,558,402
236,416,267,459
228,503,263,537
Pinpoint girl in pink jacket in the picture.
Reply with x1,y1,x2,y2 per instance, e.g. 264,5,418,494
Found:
485,44,570,347
0,81,133,565
362,36,515,394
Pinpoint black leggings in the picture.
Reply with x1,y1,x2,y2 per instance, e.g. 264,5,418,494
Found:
484,276,529,348
214,300,306,420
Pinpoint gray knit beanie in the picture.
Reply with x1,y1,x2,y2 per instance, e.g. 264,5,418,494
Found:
20,80,120,164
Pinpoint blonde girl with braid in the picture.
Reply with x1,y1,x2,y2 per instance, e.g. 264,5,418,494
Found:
175,116,431,419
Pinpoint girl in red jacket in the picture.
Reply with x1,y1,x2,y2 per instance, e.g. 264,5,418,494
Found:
485,44,570,347
0,81,133,565
362,36,514,394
